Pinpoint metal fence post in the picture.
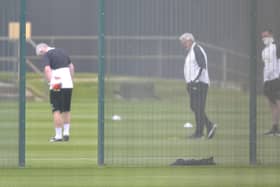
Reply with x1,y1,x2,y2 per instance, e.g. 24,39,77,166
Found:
249,0,257,165
98,0,105,166
19,0,26,167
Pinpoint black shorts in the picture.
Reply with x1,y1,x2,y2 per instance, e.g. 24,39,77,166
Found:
50,88,72,112
264,79,280,103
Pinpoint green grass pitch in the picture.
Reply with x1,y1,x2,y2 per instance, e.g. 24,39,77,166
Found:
104,78,280,166
0,73,280,187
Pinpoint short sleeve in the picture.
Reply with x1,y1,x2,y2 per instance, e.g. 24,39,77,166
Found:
42,54,50,67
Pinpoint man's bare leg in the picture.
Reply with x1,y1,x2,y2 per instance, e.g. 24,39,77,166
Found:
52,111,63,140
62,112,71,140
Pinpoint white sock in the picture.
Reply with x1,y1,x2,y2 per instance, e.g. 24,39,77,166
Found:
63,124,70,136
55,128,62,139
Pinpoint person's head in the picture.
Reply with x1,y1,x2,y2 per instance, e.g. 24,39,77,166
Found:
261,29,274,46
36,43,49,56
179,33,195,49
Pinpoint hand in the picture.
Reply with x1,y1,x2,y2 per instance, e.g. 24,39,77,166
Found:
189,81,198,91
52,83,62,91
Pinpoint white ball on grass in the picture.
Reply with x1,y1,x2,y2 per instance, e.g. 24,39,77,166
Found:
112,115,122,121
183,122,193,128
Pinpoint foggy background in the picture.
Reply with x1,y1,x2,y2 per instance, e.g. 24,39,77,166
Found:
1,0,280,167
0,0,280,84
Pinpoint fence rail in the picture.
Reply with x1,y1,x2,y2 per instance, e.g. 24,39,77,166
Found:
0,35,250,87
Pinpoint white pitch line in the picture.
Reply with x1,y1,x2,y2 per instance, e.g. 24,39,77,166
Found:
28,158,97,161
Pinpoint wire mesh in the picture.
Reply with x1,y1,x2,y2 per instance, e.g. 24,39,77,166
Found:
102,0,280,166
256,0,280,165
0,0,20,167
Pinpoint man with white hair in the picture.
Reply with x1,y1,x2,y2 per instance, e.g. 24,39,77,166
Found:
36,43,74,142
180,33,216,139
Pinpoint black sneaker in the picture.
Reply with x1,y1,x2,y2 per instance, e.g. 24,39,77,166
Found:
63,135,70,141
49,137,63,142
264,124,280,136
188,133,204,139
207,124,217,139
264,129,278,136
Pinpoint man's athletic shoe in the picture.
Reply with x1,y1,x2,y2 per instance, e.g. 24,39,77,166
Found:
264,125,279,136
188,133,204,139
264,129,278,136
49,137,63,142
207,124,217,139
63,135,70,141
264,124,280,136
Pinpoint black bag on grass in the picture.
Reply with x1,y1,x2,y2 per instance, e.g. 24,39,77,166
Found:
170,156,216,166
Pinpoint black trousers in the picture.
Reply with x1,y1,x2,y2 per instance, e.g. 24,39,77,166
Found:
187,82,212,136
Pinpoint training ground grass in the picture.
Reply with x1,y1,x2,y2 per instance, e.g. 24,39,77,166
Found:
0,73,280,187
1,167,280,187
104,77,280,166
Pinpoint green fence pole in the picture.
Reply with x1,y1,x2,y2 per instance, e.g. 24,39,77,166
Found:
98,0,105,166
19,0,26,167
249,0,257,165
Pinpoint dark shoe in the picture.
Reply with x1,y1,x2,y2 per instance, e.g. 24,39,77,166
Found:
207,124,217,139
264,130,275,136
63,135,70,141
49,137,63,142
264,124,279,136
264,129,278,136
188,134,203,139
